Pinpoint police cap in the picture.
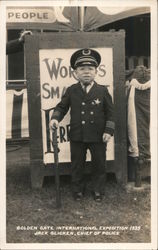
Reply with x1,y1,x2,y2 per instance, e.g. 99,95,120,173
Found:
70,48,101,69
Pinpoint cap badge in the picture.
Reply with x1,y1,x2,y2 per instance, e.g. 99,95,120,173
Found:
82,49,91,55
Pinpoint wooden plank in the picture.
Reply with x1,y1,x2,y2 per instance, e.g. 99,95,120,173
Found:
25,38,43,161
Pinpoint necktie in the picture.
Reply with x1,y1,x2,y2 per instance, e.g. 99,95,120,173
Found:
83,83,90,93
83,85,87,93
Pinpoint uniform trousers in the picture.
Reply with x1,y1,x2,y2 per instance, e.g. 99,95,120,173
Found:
70,141,107,194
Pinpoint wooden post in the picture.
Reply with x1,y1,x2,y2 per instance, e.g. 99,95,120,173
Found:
52,129,61,208
135,157,142,187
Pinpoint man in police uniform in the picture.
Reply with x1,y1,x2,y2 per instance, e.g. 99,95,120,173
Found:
50,48,114,202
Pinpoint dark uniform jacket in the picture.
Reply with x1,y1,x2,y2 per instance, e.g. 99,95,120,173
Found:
52,81,115,142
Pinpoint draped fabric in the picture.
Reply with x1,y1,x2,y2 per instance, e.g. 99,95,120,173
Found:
83,7,150,31
127,79,150,159
6,89,29,139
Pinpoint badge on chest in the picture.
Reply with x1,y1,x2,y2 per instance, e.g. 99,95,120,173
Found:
91,98,101,105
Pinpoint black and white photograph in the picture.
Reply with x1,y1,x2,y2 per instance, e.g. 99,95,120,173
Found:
0,0,157,249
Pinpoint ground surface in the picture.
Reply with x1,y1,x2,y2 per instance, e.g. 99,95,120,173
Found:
6,143,151,244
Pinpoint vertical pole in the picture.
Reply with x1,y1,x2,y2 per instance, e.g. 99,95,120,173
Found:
52,129,61,208
134,157,142,187
78,6,85,31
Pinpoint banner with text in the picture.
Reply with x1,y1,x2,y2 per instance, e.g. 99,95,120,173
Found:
39,48,114,164
7,7,79,31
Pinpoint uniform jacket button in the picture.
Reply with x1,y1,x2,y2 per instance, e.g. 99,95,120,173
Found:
82,102,85,105
90,111,94,115
81,111,85,114
82,121,86,124
90,121,94,124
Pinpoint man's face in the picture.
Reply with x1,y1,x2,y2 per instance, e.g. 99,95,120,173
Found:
75,66,97,84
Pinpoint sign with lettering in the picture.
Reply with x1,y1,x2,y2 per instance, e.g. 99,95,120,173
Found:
7,7,79,31
7,7,69,23
39,48,114,164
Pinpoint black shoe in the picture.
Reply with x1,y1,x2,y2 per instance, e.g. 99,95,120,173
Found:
93,192,102,202
73,192,83,201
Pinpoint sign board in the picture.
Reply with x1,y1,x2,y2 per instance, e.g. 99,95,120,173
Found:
7,7,69,23
6,7,79,31
25,32,127,187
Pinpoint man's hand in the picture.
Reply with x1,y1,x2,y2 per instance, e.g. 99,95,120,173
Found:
19,30,33,42
49,119,59,130
102,133,111,143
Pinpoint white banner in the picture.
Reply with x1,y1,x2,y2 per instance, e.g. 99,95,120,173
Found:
39,48,114,164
